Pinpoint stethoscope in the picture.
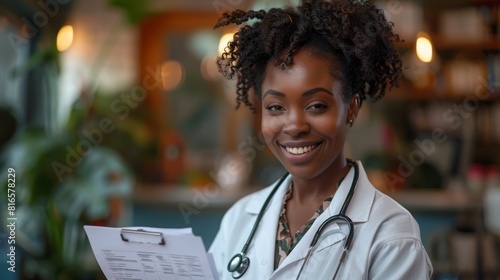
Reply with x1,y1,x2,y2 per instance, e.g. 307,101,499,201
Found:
227,159,359,279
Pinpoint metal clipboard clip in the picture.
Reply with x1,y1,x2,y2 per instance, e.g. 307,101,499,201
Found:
120,229,165,245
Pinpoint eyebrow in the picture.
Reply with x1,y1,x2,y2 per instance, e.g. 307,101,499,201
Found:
262,87,334,99
303,87,334,97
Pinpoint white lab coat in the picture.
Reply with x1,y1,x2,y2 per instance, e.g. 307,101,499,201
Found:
209,161,433,279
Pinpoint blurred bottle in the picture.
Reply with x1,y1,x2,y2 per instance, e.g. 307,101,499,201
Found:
466,164,485,194
484,165,500,235
161,129,186,185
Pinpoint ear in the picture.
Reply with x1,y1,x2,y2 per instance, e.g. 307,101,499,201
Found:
346,94,360,127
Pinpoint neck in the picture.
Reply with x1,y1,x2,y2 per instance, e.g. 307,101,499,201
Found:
291,156,351,205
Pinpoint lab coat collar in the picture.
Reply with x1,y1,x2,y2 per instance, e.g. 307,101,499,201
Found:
244,161,374,221
244,173,292,215
243,161,376,276
325,160,374,223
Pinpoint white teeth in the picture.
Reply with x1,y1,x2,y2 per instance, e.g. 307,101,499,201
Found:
286,145,316,155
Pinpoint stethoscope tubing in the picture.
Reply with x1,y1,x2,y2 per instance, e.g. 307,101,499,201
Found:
228,160,359,279
296,160,358,280
227,172,289,277
311,159,358,248
241,172,288,254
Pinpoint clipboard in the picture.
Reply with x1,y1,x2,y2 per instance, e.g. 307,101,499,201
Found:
84,225,219,279
120,228,166,245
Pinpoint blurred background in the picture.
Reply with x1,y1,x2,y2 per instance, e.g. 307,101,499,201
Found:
0,0,499,279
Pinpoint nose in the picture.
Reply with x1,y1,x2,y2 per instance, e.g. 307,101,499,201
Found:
283,110,310,137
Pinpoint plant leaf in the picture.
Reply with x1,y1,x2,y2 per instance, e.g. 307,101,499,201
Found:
108,0,153,25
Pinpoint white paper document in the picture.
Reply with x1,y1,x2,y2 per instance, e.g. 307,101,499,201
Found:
84,225,218,280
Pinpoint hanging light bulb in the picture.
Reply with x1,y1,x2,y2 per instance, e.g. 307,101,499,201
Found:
57,25,74,52
416,32,433,63
218,33,235,56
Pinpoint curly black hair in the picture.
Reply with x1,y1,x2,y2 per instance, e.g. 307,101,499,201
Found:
214,0,402,111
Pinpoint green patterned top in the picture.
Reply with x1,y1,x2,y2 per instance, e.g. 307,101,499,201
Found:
274,184,335,270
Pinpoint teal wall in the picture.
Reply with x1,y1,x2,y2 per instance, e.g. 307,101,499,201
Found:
132,204,225,249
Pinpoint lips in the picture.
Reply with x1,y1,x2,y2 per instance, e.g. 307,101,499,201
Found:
279,140,322,162
285,144,318,155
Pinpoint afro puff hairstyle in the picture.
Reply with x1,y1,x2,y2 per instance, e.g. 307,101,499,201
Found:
214,0,402,111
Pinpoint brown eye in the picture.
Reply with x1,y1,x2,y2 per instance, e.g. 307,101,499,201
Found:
307,103,328,112
266,105,285,112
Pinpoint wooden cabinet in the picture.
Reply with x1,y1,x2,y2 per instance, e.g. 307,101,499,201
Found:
379,0,500,173
373,2,500,278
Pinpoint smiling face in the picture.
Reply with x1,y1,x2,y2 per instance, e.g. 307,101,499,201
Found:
261,48,356,181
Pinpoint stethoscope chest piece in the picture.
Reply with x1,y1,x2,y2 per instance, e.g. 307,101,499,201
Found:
228,253,250,279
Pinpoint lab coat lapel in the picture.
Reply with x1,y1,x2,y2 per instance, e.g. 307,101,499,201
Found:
244,174,292,278
273,161,375,274
341,161,375,223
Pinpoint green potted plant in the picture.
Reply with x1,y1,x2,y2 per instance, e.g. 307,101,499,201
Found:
0,1,158,278
0,121,134,279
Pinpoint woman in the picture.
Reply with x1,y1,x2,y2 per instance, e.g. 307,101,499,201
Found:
209,0,433,279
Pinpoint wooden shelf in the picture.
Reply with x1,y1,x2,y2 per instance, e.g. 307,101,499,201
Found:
389,188,480,212
133,184,482,214
133,184,259,209
386,84,500,101
386,86,446,101
397,35,500,52
390,33,500,101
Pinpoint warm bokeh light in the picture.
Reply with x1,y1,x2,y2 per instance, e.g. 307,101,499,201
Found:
161,60,184,91
218,33,235,56
200,55,221,81
57,25,74,52
416,33,433,63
